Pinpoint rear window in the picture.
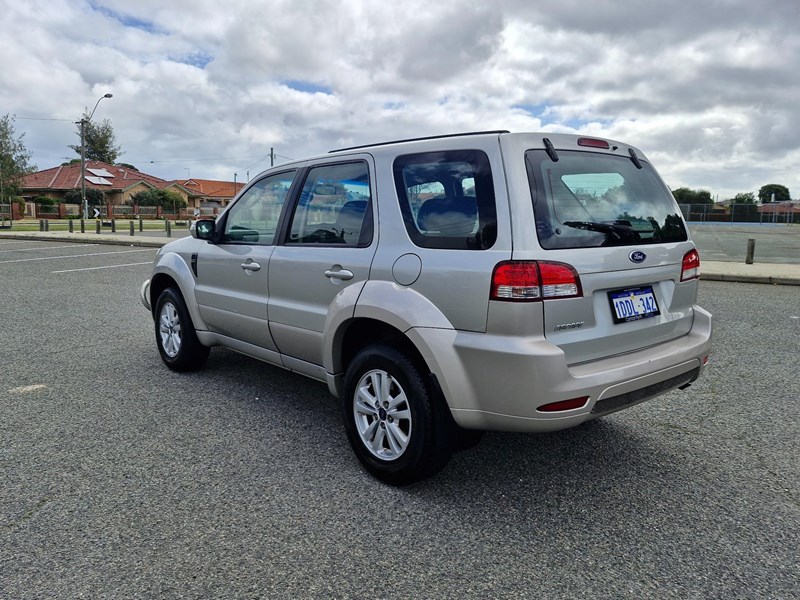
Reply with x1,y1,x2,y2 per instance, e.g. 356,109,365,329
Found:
393,150,497,250
526,150,687,249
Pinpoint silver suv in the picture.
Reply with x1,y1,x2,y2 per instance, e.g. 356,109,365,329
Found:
141,131,712,485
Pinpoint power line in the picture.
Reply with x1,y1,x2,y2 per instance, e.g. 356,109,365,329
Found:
16,117,75,122
131,156,259,164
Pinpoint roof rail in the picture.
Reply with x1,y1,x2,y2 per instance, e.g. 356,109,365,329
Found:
329,130,510,153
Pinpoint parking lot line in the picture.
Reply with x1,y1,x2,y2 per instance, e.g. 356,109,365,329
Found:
52,261,153,273
0,243,99,254
0,248,153,264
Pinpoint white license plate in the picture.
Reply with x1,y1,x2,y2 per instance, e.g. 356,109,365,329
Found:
608,286,660,323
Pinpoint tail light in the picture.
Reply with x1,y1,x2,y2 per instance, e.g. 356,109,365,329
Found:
491,261,582,301
681,249,700,281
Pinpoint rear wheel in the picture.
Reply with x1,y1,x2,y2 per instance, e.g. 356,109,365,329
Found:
154,287,210,372
341,344,453,485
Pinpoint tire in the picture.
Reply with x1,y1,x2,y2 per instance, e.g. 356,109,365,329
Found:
154,287,210,372
341,344,453,486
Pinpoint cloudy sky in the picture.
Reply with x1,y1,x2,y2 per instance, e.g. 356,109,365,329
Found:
1,0,798,199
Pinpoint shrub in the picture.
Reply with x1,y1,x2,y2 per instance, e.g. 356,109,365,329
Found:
33,195,57,208
64,188,105,205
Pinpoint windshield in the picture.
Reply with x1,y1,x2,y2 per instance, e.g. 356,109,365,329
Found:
526,150,687,249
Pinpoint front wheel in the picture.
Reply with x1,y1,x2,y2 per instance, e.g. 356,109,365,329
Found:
154,287,210,372
341,344,453,485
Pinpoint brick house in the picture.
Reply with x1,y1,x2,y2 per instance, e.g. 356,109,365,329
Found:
174,178,245,212
21,161,242,213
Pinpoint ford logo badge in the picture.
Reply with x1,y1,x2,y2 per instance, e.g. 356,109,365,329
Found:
629,251,646,263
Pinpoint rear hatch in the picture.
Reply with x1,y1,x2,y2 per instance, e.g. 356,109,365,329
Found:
525,142,699,365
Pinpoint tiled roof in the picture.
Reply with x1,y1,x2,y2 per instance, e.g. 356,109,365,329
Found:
23,161,172,192
758,202,800,213
175,179,245,199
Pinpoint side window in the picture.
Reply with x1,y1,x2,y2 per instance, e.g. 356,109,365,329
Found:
393,150,497,250
287,161,373,246
223,171,296,244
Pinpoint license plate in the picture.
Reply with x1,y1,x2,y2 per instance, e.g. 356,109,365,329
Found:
608,286,660,323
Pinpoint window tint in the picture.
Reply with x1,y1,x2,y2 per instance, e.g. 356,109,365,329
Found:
223,171,296,244
287,161,373,246
526,150,687,249
393,150,497,250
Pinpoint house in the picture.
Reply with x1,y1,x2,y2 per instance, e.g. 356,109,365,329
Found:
21,162,243,216
175,179,245,212
757,201,800,223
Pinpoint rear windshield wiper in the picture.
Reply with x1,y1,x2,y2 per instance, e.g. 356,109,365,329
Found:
563,220,641,243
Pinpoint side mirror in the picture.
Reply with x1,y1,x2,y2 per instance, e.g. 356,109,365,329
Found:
191,218,216,240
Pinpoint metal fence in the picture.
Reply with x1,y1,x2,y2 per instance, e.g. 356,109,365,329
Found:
679,203,798,224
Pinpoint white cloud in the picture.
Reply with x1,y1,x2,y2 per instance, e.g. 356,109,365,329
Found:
1,0,798,197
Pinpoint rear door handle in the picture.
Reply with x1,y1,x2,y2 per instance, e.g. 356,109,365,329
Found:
324,268,354,281
241,260,261,272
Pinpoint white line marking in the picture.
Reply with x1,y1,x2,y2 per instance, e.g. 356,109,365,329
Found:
9,384,49,393
0,243,99,254
0,248,154,264
53,261,152,273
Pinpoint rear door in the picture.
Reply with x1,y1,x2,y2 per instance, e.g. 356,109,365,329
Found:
525,147,698,364
268,158,377,367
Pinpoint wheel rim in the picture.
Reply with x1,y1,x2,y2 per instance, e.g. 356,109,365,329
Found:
158,301,182,358
353,369,412,461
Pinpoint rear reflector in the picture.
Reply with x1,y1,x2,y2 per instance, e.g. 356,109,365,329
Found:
491,261,582,301
681,249,701,281
577,137,610,149
537,397,589,412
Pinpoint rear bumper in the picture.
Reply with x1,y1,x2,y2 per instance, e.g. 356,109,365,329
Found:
409,306,712,432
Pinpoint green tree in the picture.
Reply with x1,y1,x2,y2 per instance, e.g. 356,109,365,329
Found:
671,187,713,204
758,184,790,204
70,114,122,163
731,192,755,204
0,114,36,203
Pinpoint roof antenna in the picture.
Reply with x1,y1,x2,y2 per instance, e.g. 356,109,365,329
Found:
543,138,559,162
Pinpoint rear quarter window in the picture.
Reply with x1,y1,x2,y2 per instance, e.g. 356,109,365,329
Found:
393,150,497,250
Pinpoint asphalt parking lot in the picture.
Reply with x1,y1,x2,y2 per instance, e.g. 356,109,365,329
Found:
1,239,798,599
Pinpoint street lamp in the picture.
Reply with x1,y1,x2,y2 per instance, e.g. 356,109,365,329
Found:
79,93,113,220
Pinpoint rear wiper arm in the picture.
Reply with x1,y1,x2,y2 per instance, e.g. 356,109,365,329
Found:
563,220,641,241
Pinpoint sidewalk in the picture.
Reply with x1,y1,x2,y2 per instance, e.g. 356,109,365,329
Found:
1,229,799,285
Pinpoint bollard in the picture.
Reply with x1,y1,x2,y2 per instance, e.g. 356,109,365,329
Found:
69,219,74,233
129,220,135,236
39,219,45,232
166,219,172,238
139,216,143,232
44,219,49,232
80,219,85,233
111,218,116,233
745,239,756,265
96,219,101,234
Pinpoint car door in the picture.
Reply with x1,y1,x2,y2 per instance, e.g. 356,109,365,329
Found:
268,158,377,368
194,170,297,352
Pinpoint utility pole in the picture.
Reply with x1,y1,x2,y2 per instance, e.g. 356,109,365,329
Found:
79,93,113,219
270,147,275,167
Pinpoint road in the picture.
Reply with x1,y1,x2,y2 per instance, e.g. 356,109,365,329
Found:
1,239,798,599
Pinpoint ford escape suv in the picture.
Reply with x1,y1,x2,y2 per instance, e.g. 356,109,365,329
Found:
141,131,712,485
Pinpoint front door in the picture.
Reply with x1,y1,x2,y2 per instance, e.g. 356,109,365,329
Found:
195,170,297,351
